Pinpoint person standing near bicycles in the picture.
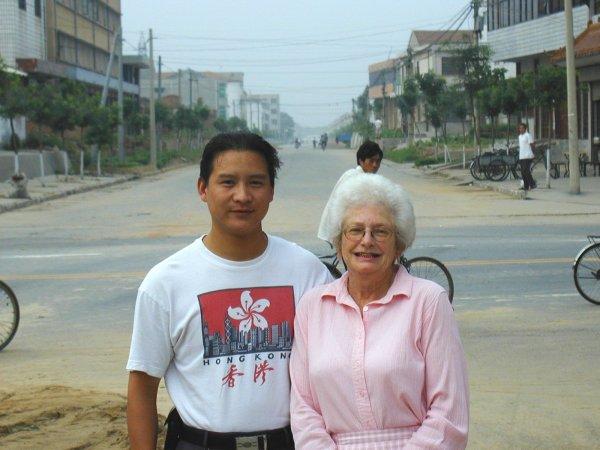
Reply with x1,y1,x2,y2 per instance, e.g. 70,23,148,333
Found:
317,140,383,243
291,173,469,448
126,133,332,449
518,123,537,190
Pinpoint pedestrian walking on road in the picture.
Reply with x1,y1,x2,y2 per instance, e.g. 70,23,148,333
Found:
317,140,383,243
291,173,469,449
126,132,332,449
518,123,536,191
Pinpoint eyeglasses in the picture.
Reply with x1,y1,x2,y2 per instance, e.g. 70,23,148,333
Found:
343,226,394,242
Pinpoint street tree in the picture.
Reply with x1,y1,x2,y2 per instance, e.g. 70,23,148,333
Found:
226,117,249,132
418,72,448,154
453,44,494,153
533,65,567,146
501,78,521,147
280,112,295,141
85,103,119,151
396,76,420,144
0,72,28,151
448,85,470,150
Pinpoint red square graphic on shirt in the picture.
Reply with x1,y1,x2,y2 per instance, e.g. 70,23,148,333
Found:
198,286,295,358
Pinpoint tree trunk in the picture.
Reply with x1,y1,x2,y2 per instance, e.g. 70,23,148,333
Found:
9,116,17,151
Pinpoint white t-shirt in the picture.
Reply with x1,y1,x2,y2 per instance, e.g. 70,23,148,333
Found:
317,166,364,243
126,235,332,432
518,131,534,160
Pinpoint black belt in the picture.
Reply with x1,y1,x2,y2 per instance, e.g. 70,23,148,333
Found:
165,408,294,450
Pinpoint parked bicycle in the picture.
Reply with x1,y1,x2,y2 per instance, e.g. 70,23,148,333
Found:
573,235,600,305
469,143,548,182
320,253,454,303
0,280,19,351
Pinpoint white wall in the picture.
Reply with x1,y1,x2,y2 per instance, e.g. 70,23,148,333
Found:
226,82,244,119
0,0,45,68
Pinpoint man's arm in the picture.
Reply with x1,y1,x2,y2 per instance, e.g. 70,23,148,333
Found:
127,370,161,450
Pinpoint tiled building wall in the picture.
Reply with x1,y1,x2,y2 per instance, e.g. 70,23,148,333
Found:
0,0,45,68
487,6,590,61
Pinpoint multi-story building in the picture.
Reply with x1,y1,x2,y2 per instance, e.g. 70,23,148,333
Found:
8,0,143,96
368,58,400,130
140,69,246,120
202,72,244,120
243,94,280,136
407,30,474,137
485,0,600,160
140,69,218,110
369,30,474,138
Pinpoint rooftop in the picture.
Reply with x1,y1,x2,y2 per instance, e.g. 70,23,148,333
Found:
551,21,600,62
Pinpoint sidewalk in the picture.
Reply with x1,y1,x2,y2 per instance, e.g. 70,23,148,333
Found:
0,174,138,214
425,163,600,212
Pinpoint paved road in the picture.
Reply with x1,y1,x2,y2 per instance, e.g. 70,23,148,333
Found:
1,146,599,448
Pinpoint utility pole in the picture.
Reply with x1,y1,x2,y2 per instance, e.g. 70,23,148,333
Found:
117,28,125,162
157,55,162,153
178,69,182,104
472,0,482,155
149,28,157,170
189,70,193,107
565,0,580,194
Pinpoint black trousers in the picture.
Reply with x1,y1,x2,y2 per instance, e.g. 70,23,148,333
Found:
520,158,536,190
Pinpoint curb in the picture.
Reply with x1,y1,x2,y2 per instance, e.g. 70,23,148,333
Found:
0,162,192,215
420,167,527,200
0,175,138,214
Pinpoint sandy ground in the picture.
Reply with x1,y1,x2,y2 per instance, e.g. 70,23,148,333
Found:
0,386,166,449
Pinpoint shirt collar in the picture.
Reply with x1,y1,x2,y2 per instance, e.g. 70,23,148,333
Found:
321,265,413,308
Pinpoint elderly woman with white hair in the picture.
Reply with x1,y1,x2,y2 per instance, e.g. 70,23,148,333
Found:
290,173,469,449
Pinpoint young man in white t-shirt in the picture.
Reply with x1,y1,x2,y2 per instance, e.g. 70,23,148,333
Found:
518,123,536,190
126,133,332,449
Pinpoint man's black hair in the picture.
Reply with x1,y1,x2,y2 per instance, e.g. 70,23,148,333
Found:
356,140,383,164
519,123,528,130
200,132,281,186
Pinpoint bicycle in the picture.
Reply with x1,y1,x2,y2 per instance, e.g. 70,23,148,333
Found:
0,280,20,351
573,235,600,305
319,253,454,303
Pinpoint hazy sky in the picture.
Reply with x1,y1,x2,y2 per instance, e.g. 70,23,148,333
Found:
122,0,473,127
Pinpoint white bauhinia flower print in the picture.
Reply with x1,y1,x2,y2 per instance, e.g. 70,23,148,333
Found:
227,290,270,333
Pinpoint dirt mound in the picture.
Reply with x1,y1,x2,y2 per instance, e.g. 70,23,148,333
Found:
0,385,165,449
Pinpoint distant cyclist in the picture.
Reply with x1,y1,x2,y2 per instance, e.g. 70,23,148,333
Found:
319,133,328,151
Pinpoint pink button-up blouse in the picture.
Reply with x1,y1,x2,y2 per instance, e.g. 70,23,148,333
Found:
290,266,469,449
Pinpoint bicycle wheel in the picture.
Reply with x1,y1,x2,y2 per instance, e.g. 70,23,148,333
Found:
405,257,454,303
573,243,600,305
469,160,485,181
485,158,509,181
0,280,19,351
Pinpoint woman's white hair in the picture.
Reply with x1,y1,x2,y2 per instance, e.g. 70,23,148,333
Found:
327,173,415,251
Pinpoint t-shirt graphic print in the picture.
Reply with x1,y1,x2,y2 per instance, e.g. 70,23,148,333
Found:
199,286,295,389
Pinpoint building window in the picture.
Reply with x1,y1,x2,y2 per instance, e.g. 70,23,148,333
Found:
18,0,26,11
57,32,77,65
78,41,95,71
442,57,465,76
34,0,41,17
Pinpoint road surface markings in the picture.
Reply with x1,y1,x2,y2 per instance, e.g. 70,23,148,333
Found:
0,257,575,282
445,257,572,267
0,253,103,259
